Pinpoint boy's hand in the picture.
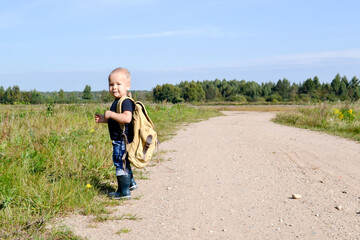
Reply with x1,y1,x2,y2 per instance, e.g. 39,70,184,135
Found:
95,113,107,123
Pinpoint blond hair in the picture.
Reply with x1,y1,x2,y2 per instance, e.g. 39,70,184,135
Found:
108,67,131,85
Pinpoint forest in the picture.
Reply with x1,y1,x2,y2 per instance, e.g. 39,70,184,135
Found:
153,73,360,103
0,73,359,105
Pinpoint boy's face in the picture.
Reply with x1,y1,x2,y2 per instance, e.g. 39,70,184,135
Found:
108,73,129,99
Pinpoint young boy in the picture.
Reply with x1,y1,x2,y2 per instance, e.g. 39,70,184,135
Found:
95,67,137,200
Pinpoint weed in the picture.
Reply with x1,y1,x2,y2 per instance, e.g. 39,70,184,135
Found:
116,228,132,235
133,171,150,180
93,214,112,222
117,213,142,221
273,103,360,142
46,225,85,240
132,195,143,200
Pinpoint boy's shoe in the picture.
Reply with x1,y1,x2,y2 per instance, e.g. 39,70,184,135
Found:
129,169,138,191
129,177,138,191
108,175,131,200
108,191,131,200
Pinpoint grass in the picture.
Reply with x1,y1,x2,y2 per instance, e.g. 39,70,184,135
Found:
117,213,142,221
203,104,304,112
0,102,221,239
115,228,131,235
273,102,360,142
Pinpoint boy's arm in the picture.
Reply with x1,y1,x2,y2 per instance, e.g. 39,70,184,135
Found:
104,110,132,124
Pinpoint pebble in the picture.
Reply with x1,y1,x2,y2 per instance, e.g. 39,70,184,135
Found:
167,186,172,190
222,229,227,232
335,205,343,210
292,194,302,199
192,227,198,231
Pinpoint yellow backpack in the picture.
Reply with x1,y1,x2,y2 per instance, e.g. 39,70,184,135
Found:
116,96,158,169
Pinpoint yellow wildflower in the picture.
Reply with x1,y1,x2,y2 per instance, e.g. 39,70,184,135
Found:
82,149,85,152
348,109,353,115
333,108,340,115
90,128,95,134
338,113,344,120
86,184,92,189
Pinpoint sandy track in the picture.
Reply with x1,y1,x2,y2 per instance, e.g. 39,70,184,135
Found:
60,111,360,239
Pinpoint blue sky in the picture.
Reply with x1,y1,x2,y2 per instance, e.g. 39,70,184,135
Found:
1,0,360,91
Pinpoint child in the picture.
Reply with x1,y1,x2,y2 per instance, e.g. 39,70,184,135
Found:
95,67,137,200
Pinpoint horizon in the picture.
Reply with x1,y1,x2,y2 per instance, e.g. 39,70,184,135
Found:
1,0,359,92
0,72,358,93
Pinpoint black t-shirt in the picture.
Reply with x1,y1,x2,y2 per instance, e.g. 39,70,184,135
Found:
108,99,134,142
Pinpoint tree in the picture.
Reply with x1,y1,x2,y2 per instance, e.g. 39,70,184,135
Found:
12,85,21,103
204,83,218,101
182,81,205,102
301,78,315,94
289,83,299,101
244,81,261,101
58,89,66,103
219,79,233,99
349,76,359,100
261,82,275,97
313,76,321,90
30,90,42,104
331,73,341,95
4,87,12,104
153,84,182,103
350,76,359,88
0,86,4,104
82,85,92,100
101,90,113,103
275,78,290,100
69,92,77,103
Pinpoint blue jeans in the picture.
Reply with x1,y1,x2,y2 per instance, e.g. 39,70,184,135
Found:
112,140,130,176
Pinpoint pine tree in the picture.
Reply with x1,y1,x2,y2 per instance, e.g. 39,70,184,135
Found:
82,85,92,100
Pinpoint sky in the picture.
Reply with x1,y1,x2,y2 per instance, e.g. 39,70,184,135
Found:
1,0,360,92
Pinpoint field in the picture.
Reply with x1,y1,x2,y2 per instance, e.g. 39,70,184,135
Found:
0,103,221,239
273,102,360,142
1,101,359,239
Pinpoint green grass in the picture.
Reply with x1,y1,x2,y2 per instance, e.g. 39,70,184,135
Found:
0,102,221,239
115,228,131,235
273,102,360,142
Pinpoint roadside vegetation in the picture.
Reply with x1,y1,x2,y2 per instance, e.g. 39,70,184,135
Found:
273,102,360,142
0,103,220,239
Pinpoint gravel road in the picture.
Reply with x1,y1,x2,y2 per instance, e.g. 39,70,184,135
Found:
60,111,360,240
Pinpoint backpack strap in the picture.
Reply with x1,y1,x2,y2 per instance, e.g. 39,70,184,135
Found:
116,96,135,171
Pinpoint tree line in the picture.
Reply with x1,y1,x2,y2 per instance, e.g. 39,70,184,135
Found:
0,85,108,104
153,73,360,103
1,73,359,104
0,85,152,105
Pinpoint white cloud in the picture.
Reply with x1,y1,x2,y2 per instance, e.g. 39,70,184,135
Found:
109,27,250,39
144,49,360,73
263,49,360,65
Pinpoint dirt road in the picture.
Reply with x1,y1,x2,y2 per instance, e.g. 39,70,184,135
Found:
61,111,360,239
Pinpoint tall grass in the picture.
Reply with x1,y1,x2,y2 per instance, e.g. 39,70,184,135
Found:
0,103,221,239
273,102,360,142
